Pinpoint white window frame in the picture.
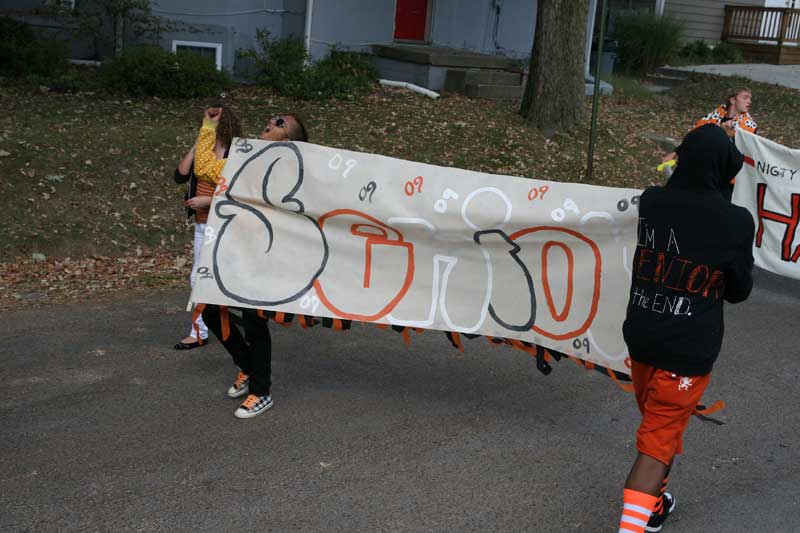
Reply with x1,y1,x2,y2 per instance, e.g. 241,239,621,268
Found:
171,40,223,70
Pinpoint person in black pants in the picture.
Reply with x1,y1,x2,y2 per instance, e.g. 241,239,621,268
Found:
196,111,309,419
202,305,273,419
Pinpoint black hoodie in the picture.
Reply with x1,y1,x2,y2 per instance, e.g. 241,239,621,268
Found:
622,124,755,376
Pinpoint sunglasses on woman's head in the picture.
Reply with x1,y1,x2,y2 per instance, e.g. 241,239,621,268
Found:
263,117,286,133
264,117,286,131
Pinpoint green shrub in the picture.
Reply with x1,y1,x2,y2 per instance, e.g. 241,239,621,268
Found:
615,11,684,73
680,40,712,63
238,32,377,100
298,49,378,100
49,67,105,93
711,42,743,64
101,45,231,98
238,30,307,90
677,40,743,65
0,16,68,78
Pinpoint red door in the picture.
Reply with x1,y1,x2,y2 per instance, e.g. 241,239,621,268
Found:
394,0,429,41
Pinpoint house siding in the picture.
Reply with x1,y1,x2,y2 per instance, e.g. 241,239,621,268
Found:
4,1,573,69
151,0,305,70
0,0,40,10
308,0,538,61
306,1,395,61
0,0,98,59
430,0,537,58
0,0,305,69
664,0,765,43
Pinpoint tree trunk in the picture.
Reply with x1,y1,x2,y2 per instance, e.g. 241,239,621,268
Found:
520,0,589,136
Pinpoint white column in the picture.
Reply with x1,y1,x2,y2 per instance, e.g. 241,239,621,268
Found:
304,0,314,60
585,0,598,77
655,0,666,16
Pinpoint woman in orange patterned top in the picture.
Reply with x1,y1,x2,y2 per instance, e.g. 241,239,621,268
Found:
173,105,242,350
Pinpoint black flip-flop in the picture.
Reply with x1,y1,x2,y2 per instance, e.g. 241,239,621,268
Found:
173,340,207,350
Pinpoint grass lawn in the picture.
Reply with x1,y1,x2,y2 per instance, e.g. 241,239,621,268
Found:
1,73,797,308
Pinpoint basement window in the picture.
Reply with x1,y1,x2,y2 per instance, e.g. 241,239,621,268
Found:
171,40,222,70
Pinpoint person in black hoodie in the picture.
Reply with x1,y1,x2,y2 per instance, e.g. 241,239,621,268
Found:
616,124,755,533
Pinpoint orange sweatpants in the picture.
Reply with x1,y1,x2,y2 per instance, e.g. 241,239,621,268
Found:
632,360,711,466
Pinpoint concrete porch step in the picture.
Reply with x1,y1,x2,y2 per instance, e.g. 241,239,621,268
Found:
464,83,523,100
655,66,692,79
372,44,521,70
585,80,613,96
444,69,522,92
645,73,689,87
645,85,672,93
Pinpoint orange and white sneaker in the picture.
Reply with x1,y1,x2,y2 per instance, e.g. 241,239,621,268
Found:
234,394,273,419
227,372,250,399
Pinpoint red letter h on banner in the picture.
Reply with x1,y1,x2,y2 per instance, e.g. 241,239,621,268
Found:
756,183,800,263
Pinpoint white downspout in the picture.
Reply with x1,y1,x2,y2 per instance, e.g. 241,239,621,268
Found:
655,0,666,17
304,0,314,60
379,79,440,99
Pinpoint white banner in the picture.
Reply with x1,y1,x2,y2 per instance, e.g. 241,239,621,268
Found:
734,130,800,280
190,139,642,374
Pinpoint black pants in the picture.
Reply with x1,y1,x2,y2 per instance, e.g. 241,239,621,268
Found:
202,305,272,396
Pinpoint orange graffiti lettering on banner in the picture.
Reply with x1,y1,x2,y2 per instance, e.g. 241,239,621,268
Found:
509,226,602,341
541,241,574,322
351,224,390,288
314,209,415,322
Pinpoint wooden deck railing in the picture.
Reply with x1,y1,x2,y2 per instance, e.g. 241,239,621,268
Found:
722,6,800,45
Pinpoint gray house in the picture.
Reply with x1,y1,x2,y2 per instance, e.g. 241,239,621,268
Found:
653,0,799,64
147,0,549,69
3,1,608,95
603,0,772,44
658,0,769,43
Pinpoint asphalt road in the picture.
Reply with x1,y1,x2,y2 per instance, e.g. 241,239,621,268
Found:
1,268,798,532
